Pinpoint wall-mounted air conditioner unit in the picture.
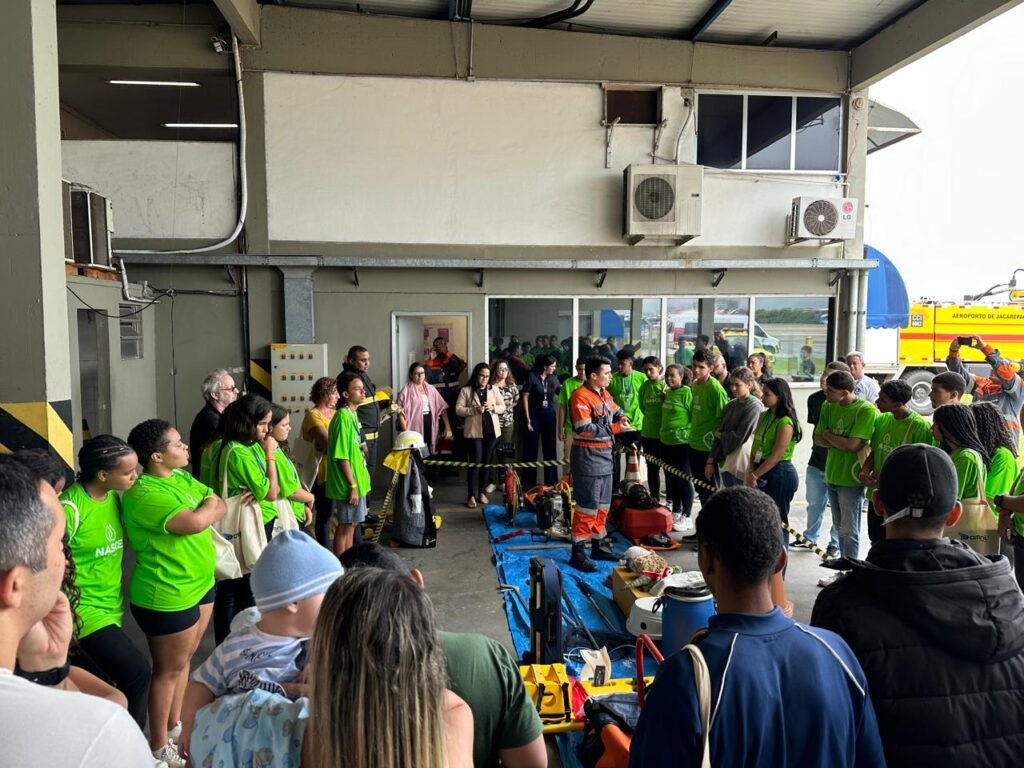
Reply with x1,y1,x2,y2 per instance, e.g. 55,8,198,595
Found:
63,182,113,268
623,164,703,245
788,197,858,243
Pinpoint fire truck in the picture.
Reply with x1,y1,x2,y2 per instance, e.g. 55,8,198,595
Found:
867,295,1024,414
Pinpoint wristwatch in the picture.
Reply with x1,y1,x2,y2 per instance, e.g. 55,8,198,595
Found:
15,661,70,686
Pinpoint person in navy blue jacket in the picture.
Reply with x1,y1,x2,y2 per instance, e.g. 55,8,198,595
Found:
630,486,885,768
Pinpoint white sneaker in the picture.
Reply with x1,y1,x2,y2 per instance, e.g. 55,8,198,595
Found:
817,572,841,588
153,761,169,768
152,744,185,768
167,721,182,743
484,482,496,494
671,514,692,533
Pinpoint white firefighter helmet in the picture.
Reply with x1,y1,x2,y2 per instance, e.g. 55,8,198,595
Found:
393,430,428,456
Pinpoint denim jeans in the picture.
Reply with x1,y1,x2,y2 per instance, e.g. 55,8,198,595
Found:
826,483,865,559
803,466,838,549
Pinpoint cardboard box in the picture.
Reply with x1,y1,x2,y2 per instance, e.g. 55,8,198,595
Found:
612,566,652,617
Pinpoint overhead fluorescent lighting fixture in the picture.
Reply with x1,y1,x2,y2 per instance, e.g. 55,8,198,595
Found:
109,80,200,87
163,123,238,129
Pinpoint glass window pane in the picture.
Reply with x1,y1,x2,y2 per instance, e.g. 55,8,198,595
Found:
666,298,750,373
488,298,573,382
579,299,657,362
697,94,743,170
795,97,841,171
753,297,829,381
746,96,792,170
666,298,699,366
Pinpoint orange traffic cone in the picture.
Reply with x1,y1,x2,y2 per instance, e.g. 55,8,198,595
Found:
771,571,794,617
624,446,643,484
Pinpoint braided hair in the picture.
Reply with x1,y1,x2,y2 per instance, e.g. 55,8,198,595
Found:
77,435,135,483
933,403,991,468
969,401,1018,458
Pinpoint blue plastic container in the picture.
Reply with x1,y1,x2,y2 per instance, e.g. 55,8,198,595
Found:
661,584,716,655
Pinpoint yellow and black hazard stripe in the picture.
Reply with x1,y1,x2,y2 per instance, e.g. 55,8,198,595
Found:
248,358,273,400
0,399,74,468
423,458,567,470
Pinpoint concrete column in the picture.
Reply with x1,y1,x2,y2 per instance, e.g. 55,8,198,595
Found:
278,266,317,344
842,90,870,358
0,0,74,466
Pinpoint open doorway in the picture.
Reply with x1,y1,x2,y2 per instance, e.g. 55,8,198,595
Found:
76,308,111,439
391,312,472,389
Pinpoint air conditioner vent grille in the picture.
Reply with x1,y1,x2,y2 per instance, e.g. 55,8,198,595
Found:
634,176,675,221
802,199,839,237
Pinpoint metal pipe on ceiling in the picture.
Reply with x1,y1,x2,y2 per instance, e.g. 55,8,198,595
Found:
523,0,594,29
689,0,736,41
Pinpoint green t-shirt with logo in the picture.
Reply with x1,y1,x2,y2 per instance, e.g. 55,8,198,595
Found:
869,411,934,476
660,386,693,446
688,377,729,452
326,407,371,500
815,397,878,487
558,378,585,435
638,379,666,439
608,370,647,431
121,469,216,611
950,447,986,502
275,446,306,523
986,446,1016,502
200,438,221,490
752,413,797,463
60,482,125,639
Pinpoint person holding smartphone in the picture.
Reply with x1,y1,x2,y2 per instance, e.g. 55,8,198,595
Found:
946,334,1024,440
456,363,505,508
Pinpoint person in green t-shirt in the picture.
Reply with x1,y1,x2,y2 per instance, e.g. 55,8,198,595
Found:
557,356,587,463
969,401,1019,507
660,364,695,528
61,435,151,728
608,350,647,431
859,379,935,544
688,349,730,506
338,542,546,768
814,370,878,561
123,418,226,757
747,377,803,548
638,356,667,503
210,394,281,645
269,404,316,530
932,404,990,503
327,372,372,557
992,467,1024,592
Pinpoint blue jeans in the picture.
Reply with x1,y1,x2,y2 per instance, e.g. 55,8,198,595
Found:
826,484,865,559
803,466,838,549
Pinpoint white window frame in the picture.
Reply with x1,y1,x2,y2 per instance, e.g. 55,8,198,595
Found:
695,90,844,174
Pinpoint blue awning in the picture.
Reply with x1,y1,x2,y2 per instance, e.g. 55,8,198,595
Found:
598,309,626,338
865,245,910,329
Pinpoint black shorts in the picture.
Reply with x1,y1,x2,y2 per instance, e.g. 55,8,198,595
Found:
130,587,215,637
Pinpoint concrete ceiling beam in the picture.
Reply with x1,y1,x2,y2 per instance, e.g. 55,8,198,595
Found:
851,0,1024,89
213,0,261,46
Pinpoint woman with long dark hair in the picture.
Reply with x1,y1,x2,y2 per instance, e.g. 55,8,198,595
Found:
932,403,990,502
522,354,561,487
747,378,802,548
60,435,151,727
211,395,279,643
269,404,316,530
455,363,505,508
708,367,764,488
660,364,695,531
969,401,1018,505
396,362,453,456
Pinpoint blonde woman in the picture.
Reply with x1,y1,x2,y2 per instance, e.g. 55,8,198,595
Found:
309,568,473,768
302,377,338,547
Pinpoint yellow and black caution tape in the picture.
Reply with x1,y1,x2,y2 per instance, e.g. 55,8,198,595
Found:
368,466,402,544
423,458,567,470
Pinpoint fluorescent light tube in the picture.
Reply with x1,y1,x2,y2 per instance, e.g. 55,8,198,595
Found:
109,80,201,87
163,123,238,129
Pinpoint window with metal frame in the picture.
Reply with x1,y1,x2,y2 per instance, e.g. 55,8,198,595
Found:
697,94,842,172
119,305,143,360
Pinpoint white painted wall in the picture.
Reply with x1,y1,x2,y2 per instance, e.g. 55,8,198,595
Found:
264,73,844,247
61,141,237,240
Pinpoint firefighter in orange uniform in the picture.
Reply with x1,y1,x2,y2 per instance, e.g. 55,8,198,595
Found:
569,355,633,571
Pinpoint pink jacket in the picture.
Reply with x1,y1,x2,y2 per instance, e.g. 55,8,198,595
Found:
396,382,448,452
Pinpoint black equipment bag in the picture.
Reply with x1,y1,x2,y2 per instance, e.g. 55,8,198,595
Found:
526,557,563,664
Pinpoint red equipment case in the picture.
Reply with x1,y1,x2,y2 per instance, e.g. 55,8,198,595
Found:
618,505,672,540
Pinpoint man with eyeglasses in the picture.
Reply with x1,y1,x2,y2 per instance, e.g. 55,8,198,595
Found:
189,368,239,479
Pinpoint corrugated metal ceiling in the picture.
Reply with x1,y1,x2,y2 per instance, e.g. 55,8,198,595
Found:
276,0,926,48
